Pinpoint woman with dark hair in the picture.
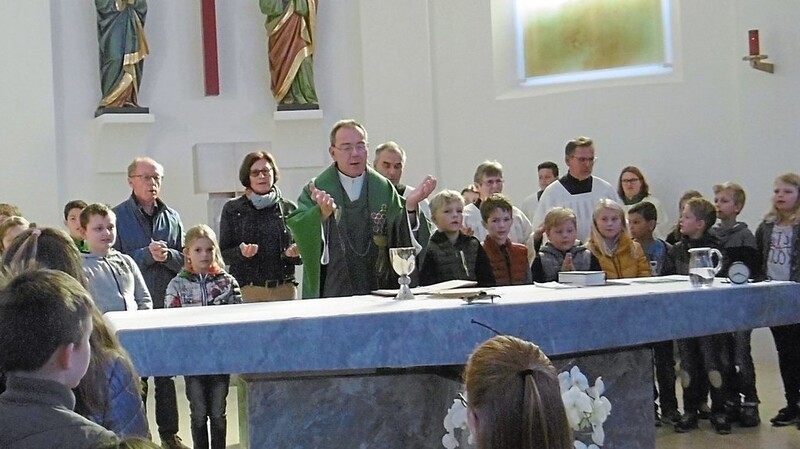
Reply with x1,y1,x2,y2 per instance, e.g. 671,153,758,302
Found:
219,151,301,301
617,166,669,238
464,335,572,449
2,227,149,439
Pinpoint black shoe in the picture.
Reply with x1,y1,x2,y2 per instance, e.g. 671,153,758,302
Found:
711,413,732,435
739,404,761,427
674,413,699,433
662,408,683,424
770,407,799,426
160,435,190,449
726,402,741,423
698,403,712,420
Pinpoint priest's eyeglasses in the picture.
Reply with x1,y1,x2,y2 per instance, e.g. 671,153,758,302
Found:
334,144,368,153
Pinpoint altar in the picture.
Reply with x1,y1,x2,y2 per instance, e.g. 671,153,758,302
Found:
105,277,800,448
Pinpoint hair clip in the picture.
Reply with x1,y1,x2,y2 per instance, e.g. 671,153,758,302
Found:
29,228,42,237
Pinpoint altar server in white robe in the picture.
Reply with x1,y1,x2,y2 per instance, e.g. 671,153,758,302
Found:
532,137,620,243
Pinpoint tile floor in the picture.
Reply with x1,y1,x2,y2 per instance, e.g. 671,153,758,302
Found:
145,328,800,448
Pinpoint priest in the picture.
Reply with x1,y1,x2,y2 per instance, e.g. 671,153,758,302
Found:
288,120,436,298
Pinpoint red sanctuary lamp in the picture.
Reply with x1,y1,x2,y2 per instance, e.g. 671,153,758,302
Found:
743,29,774,73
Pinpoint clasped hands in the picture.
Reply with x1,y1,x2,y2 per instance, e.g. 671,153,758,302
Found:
239,242,299,258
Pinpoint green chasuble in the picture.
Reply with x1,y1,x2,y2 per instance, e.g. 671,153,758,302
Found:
287,165,429,298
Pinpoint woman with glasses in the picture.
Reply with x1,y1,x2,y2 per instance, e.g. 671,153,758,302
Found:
219,152,301,301
464,335,572,449
617,166,669,238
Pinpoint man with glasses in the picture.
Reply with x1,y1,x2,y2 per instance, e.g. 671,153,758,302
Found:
288,119,436,298
113,157,188,449
532,137,620,243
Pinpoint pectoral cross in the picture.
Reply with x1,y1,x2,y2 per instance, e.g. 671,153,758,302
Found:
201,0,220,96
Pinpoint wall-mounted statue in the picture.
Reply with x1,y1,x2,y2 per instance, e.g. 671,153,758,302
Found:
95,0,149,117
260,0,319,111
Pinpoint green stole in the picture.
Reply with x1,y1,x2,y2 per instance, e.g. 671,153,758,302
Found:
287,165,405,298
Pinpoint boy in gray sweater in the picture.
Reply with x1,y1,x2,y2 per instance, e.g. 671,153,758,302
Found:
80,203,152,313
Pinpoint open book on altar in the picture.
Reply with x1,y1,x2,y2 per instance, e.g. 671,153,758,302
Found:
371,280,478,297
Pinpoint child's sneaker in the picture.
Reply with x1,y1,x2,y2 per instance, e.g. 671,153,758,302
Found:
674,413,699,433
698,402,712,419
739,404,761,427
661,408,683,424
770,407,799,426
711,413,732,435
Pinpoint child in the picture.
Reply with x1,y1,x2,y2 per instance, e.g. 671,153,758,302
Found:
666,190,703,245
755,173,800,427
464,335,572,449
0,203,22,222
165,224,242,449
461,185,479,205
629,201,675,276
710,182,762,426
3,227,149,439
711,182,762,278
530,207,601,283
80,203,153,313
629,201,680,425
586,199,650,279
0,269,119,447
669,197,735,434
419,190,495,287
0,215,30,254
480,193,531,285
64,199,88,252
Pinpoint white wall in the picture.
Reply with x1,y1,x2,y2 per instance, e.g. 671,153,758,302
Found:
0,2,59,225
2,0,797,231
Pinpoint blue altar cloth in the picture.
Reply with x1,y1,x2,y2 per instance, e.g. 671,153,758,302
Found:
105,276,800,377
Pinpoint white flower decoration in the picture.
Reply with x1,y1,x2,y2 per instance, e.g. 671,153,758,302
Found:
442,394,472,448
559,365,589,393
559,366,612,447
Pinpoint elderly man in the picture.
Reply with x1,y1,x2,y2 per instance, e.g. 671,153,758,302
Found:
532,137,620,243
462,160,533,245
373,141,432,220
288,120,435,298
113,157,188,449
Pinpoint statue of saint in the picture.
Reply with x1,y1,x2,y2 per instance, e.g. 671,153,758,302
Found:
95,0,149,116
260,0,319,110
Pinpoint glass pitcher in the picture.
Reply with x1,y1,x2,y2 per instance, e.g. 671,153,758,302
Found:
687,247,723,287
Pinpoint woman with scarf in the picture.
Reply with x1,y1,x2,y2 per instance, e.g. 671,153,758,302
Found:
618,166,670,239
219,152,301,301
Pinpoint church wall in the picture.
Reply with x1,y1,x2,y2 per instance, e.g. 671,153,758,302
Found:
0,2,60,224
0,1,796,232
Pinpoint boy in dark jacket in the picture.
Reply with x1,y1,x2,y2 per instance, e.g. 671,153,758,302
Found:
629,201,680,426
669,197,736,435
419,190,495,287
710,182,762,426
